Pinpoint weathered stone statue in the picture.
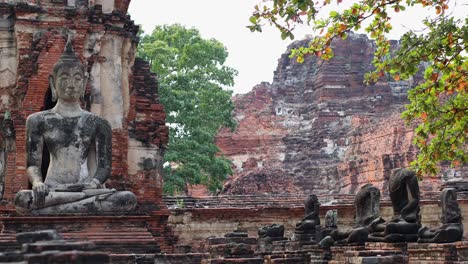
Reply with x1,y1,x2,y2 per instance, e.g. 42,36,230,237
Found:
0,112,14,200
325,210,338,229
355,184,381,226
368,168,421,242
294,194,321,242
14,38,137,214
258,224,286,252
320,209,338,239
418,188,463,243
319,184,381,247
258,224,285,239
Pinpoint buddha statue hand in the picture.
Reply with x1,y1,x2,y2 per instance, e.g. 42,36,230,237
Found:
79,178,102,190
54,179,101,192
32,182,48,207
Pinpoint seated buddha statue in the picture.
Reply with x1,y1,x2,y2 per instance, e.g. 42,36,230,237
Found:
418,188,463,243
368,168,421,242
319,184,381,248
294,194,321,242
14,38,137,214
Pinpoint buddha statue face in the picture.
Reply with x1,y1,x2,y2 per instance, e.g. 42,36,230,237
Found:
49,38,87,103
52,64,85,103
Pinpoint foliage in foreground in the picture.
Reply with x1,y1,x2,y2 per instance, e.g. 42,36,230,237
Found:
249,0,467,177
138,24,238,194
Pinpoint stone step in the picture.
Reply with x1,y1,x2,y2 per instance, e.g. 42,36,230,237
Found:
409,260,467,264
23,241,96,253
270,257,308,264
209,258,264,264
94,243,159,254
62,234,154,238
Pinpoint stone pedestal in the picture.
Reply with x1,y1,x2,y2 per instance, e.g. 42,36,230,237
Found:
208,237,257,258
328,245,366,264
258,245,328,264
258,237,287,252
0,212,173,254
329,244,408,264
205,231,263,264
326,242,468,263
294,225,322,244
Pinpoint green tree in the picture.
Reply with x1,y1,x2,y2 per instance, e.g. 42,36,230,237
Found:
249,0,467,177
138,24,238,194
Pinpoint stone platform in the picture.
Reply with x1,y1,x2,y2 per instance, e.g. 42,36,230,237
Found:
0,212,174,254
0,240,110,263
326,242,468,264
87,240,468,263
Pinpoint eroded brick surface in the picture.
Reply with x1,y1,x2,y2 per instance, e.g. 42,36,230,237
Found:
0,0,173,254
216,33,466,196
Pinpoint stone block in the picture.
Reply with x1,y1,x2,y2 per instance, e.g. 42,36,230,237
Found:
16,230,62,244
25,250,110,264
22,241,96,254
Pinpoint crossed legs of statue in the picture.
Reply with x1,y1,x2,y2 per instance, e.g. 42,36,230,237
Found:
418,224,463,243
368,217,420,242
15,189,137,214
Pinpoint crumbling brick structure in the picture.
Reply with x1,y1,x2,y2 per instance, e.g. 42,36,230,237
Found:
0,0,173,253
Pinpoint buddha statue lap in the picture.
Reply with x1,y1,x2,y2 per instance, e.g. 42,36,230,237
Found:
368,168,421,242
14,37,137,214
418,188,463,243
319,184,381,248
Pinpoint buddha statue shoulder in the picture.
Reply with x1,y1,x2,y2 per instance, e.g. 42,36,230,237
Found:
15,37,137,214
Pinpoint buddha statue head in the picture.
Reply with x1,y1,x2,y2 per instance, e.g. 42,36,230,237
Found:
49,36,87,103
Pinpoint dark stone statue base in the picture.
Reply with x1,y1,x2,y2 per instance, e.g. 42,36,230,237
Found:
294,224,322,243
294,233,317,243
258,237,287,252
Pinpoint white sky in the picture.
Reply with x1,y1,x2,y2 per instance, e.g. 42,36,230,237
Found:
128,0,465,95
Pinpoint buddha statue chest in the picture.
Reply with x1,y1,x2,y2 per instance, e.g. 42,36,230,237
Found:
41,112,95,151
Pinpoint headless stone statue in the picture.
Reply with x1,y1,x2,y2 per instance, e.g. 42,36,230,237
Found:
14,37,137,214
320,184,381,248
294,194,321,242
355,184,381,226
258,224,285,239
368,168,421,242
418,188,463,243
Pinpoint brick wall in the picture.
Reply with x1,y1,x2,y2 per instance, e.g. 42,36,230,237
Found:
0,1,168,212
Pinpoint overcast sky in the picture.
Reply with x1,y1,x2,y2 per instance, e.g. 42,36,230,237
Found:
128,0,464,95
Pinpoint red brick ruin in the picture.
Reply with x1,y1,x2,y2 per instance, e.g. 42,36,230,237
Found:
0,0,174,256
0,0,467,263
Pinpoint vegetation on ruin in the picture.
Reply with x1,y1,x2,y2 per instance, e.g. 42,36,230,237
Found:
249,0,467,177
138,24,237,194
